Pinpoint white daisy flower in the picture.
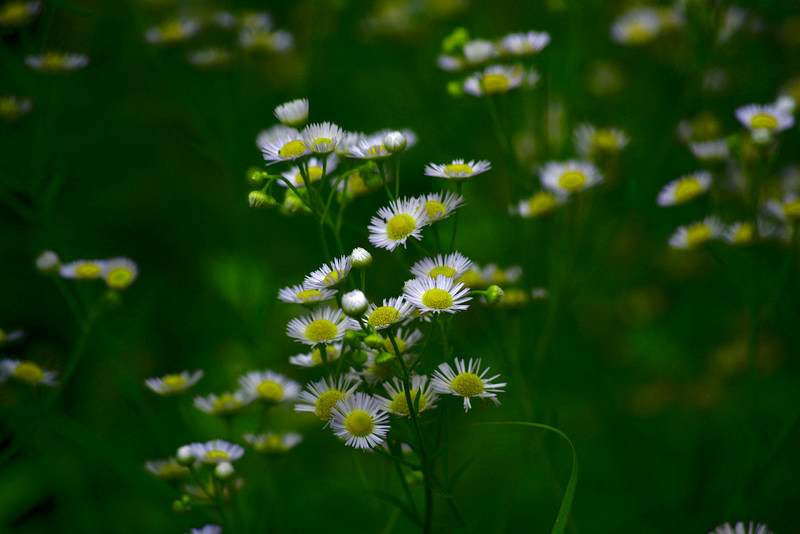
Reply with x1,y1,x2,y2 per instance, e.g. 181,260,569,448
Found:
611,8,661,45
239,11,273,30
278,155,338,188
302,122,343,155
274,98,308,127
256,124,299,150
295,375,360,421
0,1,41,27
193,391,253,416
378,375,438,417
735,104,794,135
511,190,565,218
330,392,390,449
775,95,796,115
689,139,729,162
481,264,523,285
25,52,89,72
190,525,222,534
420,191,464,222
657,171,712,206
145,18,201,44
144,458,190,480
348,132,392,160
0,95,32,120
574,124,629,158
463,39,497,64
59,259,106,280
463,65,524,96
289,343,342,367
34,250,60,272
424,159,492,180
500,31,551,56
765,194,800,221
668,217,724,249
364,297,414,330
260,129,309,163
278,284,337,304
187,439,244,464
540,160,603,195
243,432,302,454
303,255,352,289
404,275,471,315
724,222,754,245
239,371,300,403
145,370,203,396
709,522,772,534
0,359,57,387
335,131,365,156
368,197,428,251
0,328,23,345
103,257,138,290
286,307,357,346
410,253,473,280
431,357,506,412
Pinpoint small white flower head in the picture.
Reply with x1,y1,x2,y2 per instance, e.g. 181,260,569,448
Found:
295,375,360,421
304,255,352,289
0,359,57,387
668,217,724,249
144,458,190,480
287,306,358,346
765,194,800,221
364,297,414,330
410,253,473,280
481,264,523,286
368,197,428,251
511,190,565,218
350,247,373,268
260,129,309,162
342,290,369,317
404,275,471,315
463,39,497,64
190,525,222,534
735,103,794,138
437,54,464,72
302,122,343,155
244,432,302,454
657,171,712,206
500,31,551,56
425,158,492,180
0,328,23,345
25,52,89,73
724,222,755,246
103,257,138,290
194,391,253,416
709,522,772,534
59,259,107,280
336,131,365,157
145,370,203,396
431,357,506,412
274,98,308,128
239,370,300,403
378,375,438,417
145,18,201,45
35,250,60,272
0,1,41,27
540,160,603,195
611,7,661,45
383,130,407,153
421,191,465,223
463,65,524,96
289,343,341,367
256,124,298,150
187,439,245,464
775,95,796,115
188,47,232,68
214,462,234,480
176,445,195,465
574,124,629,158
330,392,390,449
239,11,273,30
0,95,33,121
278,284,337,305
690,139,730,162
279,155,338,188
348,132,392,160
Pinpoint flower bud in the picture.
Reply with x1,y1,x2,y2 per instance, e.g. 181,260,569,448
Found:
344,330,361,346
176,446,195,466
364,333,385,349
35,250,60,273
350,247,372,268
248,190,277,208
383,131,407,153
447,80,463,97
247,167,270,185
350,349,368,366
485,285,505,304
342,290,368,317
215,462,234,480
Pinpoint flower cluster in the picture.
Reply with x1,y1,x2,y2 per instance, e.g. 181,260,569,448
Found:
35,251,139,290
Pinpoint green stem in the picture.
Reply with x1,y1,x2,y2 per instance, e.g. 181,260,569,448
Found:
449,182,463,251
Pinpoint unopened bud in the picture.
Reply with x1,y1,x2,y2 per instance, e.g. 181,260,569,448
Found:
364,333,384,349
215,462,234,480
248,190,277,208
383,131,407,153
351,247,372,268
485,285,505,304
342,290,368,317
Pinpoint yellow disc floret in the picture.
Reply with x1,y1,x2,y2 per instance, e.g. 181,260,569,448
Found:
450,372,485,397
421,288,454,309
389,389,428,416
305,319,338,343
256,380,284,402
386,213,417,241
558,170,587,191
279,139,308,159
344,409,374,437
673,177,703,203
15,362,44,384
314,389,345,420
368,306,401,328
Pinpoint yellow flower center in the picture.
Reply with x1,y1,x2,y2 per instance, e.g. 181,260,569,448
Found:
733,224,753,243
347,173,369,196
673,177,703,203
502,288,529,307
750,113,778,131
444,163,473,176
160,22,188,42
279,139,308,159
457,270,483,288
389,389,428,416
450,372,485,397
162,374,188,390
783,200,800,218
425,199,447,220
75,262,103,278
626,22,654,44
205,450,230,461
213,393,240,412
15,362,43,384
322,270,343,286
593,130,618,150
421,288,454,309
558,170,587,191
294,165,324,185
429,265,457,278
314,389,345,420
310,137,333,149
368,306,401,328
0,98,17,115
305,319,338,343
481,73,510,94
0,3,29,25
41,53,66,70
527,192,557,216
344,409,374,437
686,224,712,248
256,380,284,402
257,435,285,452
383,336,407,354
386,213,416,241
106,267,134,289
295,288,322,301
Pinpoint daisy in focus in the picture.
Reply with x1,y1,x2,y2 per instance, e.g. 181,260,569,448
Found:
0,359,58,387
260,129,309,163
194,391,253,416
410,253,473,280
287,307,357,346
368,197,428,251
574,124,629,158
330,392,390,449
421,191,464,222
238,370,300,404
278,284,337,305
25,52,89,73
187,440,245,464
463,65,524,96
145,370,203,396
431,357,506,412
303,256,352,289
404,275,471,315
511,190,564,218
540,160,603,195
657,171,712,206
302,122,343,154
145,18,201,45
295,375,359,421
364,297,414,330
379,375,438,417
668,217,723,249
244,432,302,454
424,159,491,180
